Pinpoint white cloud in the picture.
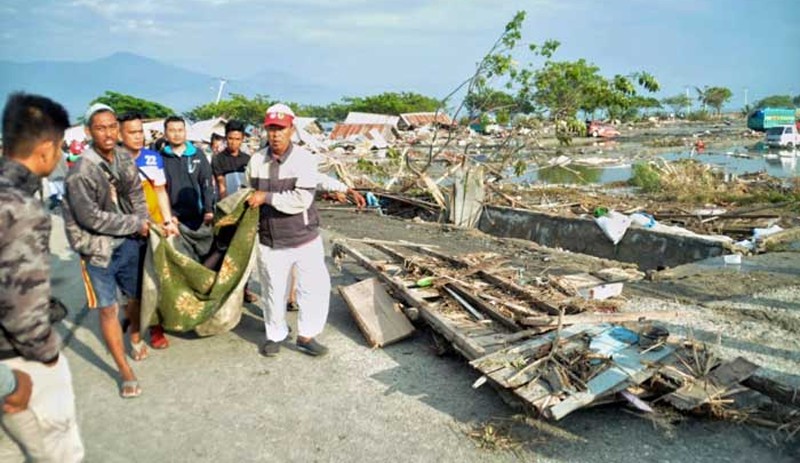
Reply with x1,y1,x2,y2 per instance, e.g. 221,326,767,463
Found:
230,0,555,49
70,0,177,18
108,18,171,37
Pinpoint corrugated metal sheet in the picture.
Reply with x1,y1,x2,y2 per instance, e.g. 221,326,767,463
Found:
343,112,400,127
329,123,396,141
399,112,452,129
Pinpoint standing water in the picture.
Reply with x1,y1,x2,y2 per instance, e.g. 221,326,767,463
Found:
515,148,799,185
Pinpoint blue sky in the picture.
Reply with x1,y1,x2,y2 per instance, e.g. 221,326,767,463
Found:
1,0,798,106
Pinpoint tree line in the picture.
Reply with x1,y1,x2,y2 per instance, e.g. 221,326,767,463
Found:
93,87,798,129
89,11,799,128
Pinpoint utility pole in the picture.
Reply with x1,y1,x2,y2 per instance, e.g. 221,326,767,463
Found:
685,86,691,116
214,78,228,105
743,87,749,108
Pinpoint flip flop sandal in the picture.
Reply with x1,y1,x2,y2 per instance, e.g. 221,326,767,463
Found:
120,380,142,399
130,340,148,362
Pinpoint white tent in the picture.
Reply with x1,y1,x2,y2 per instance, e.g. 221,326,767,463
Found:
188,117,227,143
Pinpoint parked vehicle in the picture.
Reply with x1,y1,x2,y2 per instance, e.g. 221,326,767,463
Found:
586,120,620,138
747,107,796,132
764,124,799,149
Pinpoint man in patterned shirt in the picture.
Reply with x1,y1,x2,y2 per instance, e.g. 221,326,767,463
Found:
0,92,84,462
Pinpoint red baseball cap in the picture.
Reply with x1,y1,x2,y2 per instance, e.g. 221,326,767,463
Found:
264,103,295,128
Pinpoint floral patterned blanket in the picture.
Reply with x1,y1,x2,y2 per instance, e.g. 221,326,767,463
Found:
140,189,258,336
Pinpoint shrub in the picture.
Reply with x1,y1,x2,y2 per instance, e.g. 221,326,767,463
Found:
629,163,661,192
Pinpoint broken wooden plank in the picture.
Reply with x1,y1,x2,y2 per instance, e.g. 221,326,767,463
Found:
664,357,759,411
484,328,552,345
442,285,486,321
457,257,510,279
520,311,680,328
479,293,541,317
471,325,611,393
406,287,441,300
367,243,520,330
446,283,520,332
742,374,800,408
503,338,590,390
342,237,439,249
546,344,676,420
332,240,486,359
338,278,415,348
552,273,624,300
399,247,563,314
470,324,595,374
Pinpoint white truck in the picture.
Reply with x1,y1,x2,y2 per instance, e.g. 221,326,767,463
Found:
765,124,800,149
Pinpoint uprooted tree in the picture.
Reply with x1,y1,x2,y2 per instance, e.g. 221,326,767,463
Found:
404,10,660,188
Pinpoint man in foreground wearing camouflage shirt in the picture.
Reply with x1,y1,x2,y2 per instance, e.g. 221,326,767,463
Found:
0,92,84,462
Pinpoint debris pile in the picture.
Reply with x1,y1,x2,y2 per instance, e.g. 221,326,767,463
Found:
331,239,799,429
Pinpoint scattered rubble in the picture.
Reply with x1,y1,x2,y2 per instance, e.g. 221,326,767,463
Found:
330,238,800,436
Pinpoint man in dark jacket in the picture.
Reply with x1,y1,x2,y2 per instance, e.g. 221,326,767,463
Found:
63,103,149,399
160,116,214,231
0,92,84,461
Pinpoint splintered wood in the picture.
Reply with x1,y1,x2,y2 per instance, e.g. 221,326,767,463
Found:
338,277,415,348
331,239,793,426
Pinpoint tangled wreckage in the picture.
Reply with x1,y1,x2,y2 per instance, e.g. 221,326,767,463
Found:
279,110,800,438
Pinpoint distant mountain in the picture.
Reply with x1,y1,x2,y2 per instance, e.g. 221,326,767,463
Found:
0,52,342,122
235,68,341,106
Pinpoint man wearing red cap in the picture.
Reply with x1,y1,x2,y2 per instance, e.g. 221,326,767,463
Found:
245,103,349,357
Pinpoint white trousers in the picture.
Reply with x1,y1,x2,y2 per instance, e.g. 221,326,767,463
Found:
0,354,84,463
257,235,330,342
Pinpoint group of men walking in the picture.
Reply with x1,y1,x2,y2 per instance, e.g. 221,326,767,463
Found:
0,92,364,461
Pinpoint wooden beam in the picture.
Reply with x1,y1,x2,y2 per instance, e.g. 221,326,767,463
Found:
402,245,563,315
520,311,681,328
332,240,486,359
664,357,759,411
367,243,521,331
447,283,521,332
742,374,800,408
